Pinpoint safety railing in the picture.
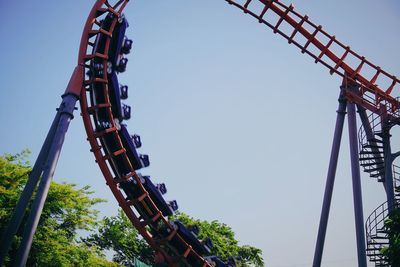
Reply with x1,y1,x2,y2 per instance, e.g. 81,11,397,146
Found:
365,165,400,265
365,201,390,265
357,112,385,179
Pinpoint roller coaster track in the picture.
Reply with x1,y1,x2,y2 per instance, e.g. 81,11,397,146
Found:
78,1,214,266
76,0,400,266
227,0,400,118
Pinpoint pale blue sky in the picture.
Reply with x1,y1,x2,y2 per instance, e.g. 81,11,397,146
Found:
1,1,399,266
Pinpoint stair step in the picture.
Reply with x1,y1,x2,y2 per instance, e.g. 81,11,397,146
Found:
370,236,388,240
368,138,384,143
363,144,384,149
359,151,383,155
367,260,386,263
366,248,384,252
371,172,385,178
367,251,385,255
361,162,384,167
365,167,385,173
370,242,389,245
359,155,384,160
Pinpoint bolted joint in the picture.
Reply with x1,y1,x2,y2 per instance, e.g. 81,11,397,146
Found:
336,91,347,114
57,94,79,119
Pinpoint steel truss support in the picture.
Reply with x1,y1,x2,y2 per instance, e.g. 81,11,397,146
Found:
0,69,81,267
313,80,367,267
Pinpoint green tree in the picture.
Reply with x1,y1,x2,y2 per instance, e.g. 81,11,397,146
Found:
84,209,154,266
0,151,117,267
87,210,264,266
173,212,264,267
381,207,400,266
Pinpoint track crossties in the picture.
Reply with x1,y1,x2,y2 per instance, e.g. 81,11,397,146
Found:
77,1,229,266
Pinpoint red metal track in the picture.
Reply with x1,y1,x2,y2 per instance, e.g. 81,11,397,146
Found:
77,0,399,265
77,1,211,266
227,0,400,117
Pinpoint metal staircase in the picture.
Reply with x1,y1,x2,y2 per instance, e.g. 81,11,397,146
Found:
358,113,400,266
358,114,385,182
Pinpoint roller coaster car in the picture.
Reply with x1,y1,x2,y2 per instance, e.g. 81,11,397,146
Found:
119,175,178,231
156,183,167,195
119,173,176,216
155,220,213,266
96,120,113,131
173,220,213,254
108,14,129,65
177,220,213,254
188,224,200,236
120,85,128,99
132,134,142,148
119,124,149,170
121,38,133,54
204,256,236,267
116,57,128,73
139,175,177,217
94,14,129,74
122,104,131,119
109,73,131,121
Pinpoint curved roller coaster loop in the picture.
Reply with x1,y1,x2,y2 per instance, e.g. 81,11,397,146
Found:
77,1,214,266
0,0,399,267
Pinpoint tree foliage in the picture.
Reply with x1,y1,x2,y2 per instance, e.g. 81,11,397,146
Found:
87,210,264,267
381,207,400,266
1,151,264,266
84,209,154,266
173,212,264,267
0,151,117,266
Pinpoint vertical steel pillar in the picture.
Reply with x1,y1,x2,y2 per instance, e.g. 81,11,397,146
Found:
312,93,347,267
347,102,367,267
382,128,396,211
0,113,60,265
13,93,79,267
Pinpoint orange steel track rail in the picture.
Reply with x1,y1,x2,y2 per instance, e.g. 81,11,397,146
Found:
227,0,400,118
76,0,399,265
77,1,212,266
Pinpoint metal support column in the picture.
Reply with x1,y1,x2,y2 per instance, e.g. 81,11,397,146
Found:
0,67,82,266
312,93,347,267
347,101,367,267
12,93,79,267
382,128,396,211
0,113,60,265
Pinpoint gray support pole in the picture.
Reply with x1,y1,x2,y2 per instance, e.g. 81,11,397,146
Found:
13,94,79,267
347,102,367,267
312,93,347,267
0,112,61,265
382,129,396,211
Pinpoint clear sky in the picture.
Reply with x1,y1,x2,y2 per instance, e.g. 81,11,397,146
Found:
1,0,400,266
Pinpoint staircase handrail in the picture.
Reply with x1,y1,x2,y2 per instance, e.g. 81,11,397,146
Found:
358,112,381,152
365,201,388,243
